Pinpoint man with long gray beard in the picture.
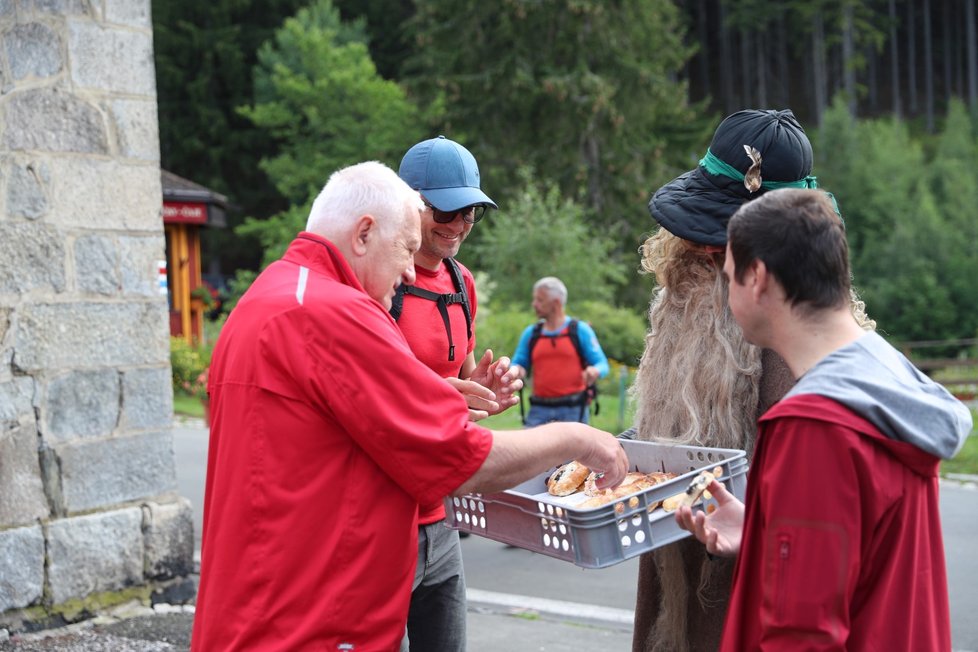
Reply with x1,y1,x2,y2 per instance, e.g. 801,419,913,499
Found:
629,109,874,652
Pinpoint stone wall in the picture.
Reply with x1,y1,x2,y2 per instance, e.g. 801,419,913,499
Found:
0,0,193,631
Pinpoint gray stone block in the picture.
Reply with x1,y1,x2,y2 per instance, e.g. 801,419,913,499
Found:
122,367,172,430
44,159,162,231
110,99,160,162
0,308,9,348
6,160,51,220
74,234,121,295
13,301,169,372
28,0,93,15
43,369,120,442
142,500,193,579
0,352,11,385
57,431,176,512
0,0,13,16
0,525,44,611
0,375,33,423
0,420,49,526
68,21,155,96
0,223,66,295
119,236,165,297
0,310,11,385
47,508,144,604
1,88,108,155
4,23,62,81
105,0,151,29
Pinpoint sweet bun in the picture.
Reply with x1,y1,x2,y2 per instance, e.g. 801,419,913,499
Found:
547,461,591,496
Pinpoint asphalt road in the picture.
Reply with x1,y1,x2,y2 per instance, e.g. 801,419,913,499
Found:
172,418,978,651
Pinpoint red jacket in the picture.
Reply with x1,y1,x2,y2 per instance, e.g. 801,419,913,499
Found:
722,394,951,651
192,234,492,651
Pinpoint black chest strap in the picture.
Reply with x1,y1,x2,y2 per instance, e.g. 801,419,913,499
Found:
389,258,471,362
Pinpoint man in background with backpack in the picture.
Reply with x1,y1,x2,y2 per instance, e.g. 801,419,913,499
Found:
511,276,609,426
394,135,521,652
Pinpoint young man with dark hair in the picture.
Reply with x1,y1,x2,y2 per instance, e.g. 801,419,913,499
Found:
677,188,972,651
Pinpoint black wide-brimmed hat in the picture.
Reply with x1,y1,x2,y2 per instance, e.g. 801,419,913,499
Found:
649,109,815,246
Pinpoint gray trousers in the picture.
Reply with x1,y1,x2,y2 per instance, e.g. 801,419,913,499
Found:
400,520,467,652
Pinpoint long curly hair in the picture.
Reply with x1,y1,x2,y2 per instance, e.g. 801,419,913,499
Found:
631,229,762,451
630,228,875,652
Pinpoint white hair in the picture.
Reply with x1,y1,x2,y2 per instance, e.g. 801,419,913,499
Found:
306,161,422,238
533,276,567,306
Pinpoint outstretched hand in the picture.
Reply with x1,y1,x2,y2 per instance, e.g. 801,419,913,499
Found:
443,376,499,421
574,426,629,491
674,479,744,558
467,349,522,416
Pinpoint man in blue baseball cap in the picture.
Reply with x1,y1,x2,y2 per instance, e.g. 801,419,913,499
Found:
393,136,520,652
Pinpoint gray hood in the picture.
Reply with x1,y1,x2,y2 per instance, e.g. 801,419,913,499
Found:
784,331,972,460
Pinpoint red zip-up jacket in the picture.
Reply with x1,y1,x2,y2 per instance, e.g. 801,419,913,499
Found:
722,394,952,651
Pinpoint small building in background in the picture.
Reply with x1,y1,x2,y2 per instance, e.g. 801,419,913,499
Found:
161,170,227,344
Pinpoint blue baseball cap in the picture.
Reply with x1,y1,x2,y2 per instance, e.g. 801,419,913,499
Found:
398,136,497,212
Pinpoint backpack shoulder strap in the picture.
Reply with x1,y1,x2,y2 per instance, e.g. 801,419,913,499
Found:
390,284,406,321
444,258,472,341
388,260,469,362
567,318,588,369
524,320,545,377
569,318,599,416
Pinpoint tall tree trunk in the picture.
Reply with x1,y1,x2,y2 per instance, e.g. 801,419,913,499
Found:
777,9,789,107
719,1,735,113
757,26,768,108
843,2,857,116
741,27,753,108
868,45,878,112
908,0,918,114
890,0,902,118
697,0,711,101
813,10,827,124
967,0,978,110
956,0,966,98
944,0,954,101
923,0,935,131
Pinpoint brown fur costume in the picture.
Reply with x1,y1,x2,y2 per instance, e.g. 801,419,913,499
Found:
629,229,785,652
630,230,874,652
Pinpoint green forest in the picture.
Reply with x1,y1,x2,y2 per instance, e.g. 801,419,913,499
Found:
153,0,978,368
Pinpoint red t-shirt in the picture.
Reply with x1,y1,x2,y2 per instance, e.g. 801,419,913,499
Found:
531,327,586,397
191,233,492,652
396,260,478,524
722,394,951,651
396,260,477,379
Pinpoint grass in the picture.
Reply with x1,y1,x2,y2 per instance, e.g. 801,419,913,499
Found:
173,392,205,419
940,408,978,478
480,391,635,435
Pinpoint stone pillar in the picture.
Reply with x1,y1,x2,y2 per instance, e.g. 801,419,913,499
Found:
0,0,193,631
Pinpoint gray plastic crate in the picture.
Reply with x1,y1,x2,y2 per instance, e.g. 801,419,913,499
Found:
444,439,748,569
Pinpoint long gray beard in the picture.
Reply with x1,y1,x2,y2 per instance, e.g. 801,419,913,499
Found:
631,265,761,652
631,270,761,452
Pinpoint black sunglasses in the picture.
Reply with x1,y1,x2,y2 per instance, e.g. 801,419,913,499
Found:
422,200,487,224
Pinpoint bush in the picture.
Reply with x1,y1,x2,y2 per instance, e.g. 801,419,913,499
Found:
573,300,647,367
474,305,535,362
474,299,647,371
170,337,211,399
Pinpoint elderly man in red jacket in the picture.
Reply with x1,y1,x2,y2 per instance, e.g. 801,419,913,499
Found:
191,161,628,651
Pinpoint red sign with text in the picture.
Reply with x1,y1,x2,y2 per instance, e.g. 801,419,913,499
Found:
163,201,207,225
